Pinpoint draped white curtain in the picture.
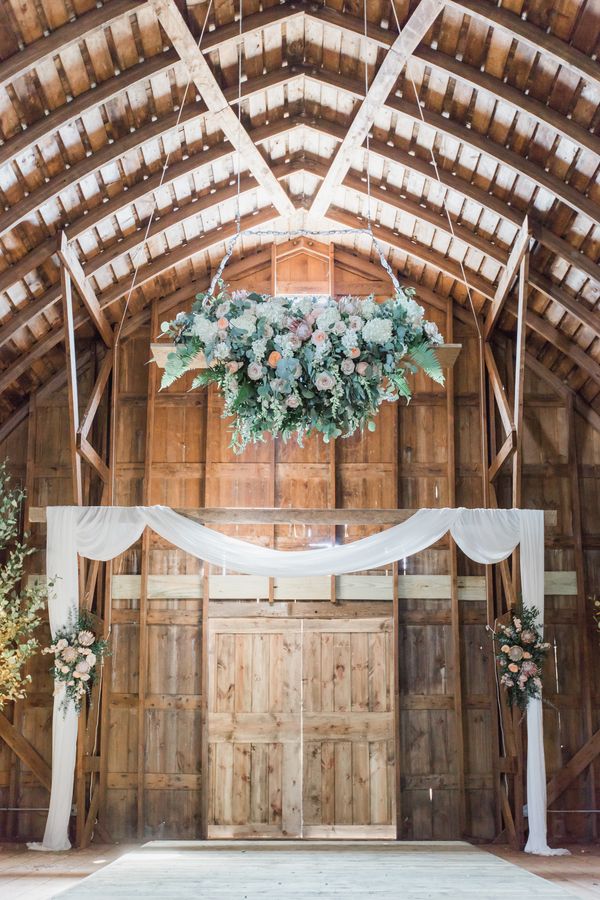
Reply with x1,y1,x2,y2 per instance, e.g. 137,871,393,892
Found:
29,506,566,855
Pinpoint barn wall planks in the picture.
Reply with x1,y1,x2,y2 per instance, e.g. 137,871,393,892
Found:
0,290,598,843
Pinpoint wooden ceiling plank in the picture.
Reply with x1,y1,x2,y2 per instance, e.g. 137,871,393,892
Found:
149,0,294,217
57,232,113,346
0,49,178,172
308,0,445,218
0,0,147,94
448,0,600,91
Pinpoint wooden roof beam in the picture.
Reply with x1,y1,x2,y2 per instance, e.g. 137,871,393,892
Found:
448,0,600,92
0,0,147,94
204,6,600,160
308,0,445,218
484,218,532,340
149,0,294,218
324,207,600,391
0,208,279,397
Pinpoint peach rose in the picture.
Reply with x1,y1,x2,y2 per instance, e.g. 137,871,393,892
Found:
356,361,369,376
217,317,229,329
267,351,282,368
349,347,360,359
508,663,519,673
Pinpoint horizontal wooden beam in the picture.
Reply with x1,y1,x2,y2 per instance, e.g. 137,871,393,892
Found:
29,506,559,526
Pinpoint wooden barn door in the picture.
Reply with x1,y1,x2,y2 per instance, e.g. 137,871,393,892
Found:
207,614,395,839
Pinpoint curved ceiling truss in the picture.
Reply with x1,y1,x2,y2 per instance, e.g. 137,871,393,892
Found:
0,0,598,425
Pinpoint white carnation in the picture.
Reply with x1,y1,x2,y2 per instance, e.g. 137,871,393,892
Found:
362,318,393,344
190,315,218,344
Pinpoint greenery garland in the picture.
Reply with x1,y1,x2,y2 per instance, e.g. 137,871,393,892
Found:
0,460,45,709
160,285,444,452
43,612,109,714
493,607,551,709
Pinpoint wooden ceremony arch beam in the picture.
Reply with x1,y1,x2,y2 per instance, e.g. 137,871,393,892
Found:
0,0,147,95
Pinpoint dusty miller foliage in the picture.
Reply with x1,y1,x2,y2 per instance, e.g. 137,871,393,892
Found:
0,461,45,708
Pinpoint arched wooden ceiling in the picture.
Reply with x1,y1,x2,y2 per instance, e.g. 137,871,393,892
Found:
0,0,599,430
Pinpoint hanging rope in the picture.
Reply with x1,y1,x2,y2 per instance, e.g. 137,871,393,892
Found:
388,0,482,340
236,0,243,234
363,0,372,227
114,0,214,345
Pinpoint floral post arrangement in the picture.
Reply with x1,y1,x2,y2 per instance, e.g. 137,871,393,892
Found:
493,607,551,710
160,285,444,452
0,460,45,709
591,596,600,637
43,613,109,714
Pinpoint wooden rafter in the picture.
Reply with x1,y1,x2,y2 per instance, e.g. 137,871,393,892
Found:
484,218,532,340
149,0,294,218
57,233,113,347
449,0,600,91
309,0,445,217
0,0,146,94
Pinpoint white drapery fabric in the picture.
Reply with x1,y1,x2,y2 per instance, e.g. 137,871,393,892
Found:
31,505,565,855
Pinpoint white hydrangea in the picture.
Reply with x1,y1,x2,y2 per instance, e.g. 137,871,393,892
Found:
215,302,231,318
213,342,230,360
360,298,378,319
230,312,257,334
290,296,313,317
315,305,341,331
314,337,332,358
190,315,218,344
341,330,359,351
259,301,287,326
403,298,425,328
362,318,393,344
251,338,268,361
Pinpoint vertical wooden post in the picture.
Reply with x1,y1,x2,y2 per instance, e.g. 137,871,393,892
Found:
7,394,37,838
61,267,83,508
392,559,401,838
568,394,596,841
136,300,159,839
446,302,466,835
200,572,210,838
329,246,337,604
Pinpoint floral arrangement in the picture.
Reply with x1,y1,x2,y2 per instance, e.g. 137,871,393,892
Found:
43,613,109,713
493,607,551,710
0,460,46,709
160,285,444,452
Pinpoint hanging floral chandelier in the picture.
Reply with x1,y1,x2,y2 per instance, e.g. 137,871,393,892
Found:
160,283,444,453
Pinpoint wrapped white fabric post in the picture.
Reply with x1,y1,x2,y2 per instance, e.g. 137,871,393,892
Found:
33,505,565,854
28,507,80,852
520,511,570,857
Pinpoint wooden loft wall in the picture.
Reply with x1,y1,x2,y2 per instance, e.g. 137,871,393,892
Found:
0,253,597,844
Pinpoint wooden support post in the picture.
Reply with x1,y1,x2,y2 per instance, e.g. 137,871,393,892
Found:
61,266,83,507
567,394,596,840
136,300,159,838
200,571,210,839
7,396,37,838
446,303,466,836
392,559,401,838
